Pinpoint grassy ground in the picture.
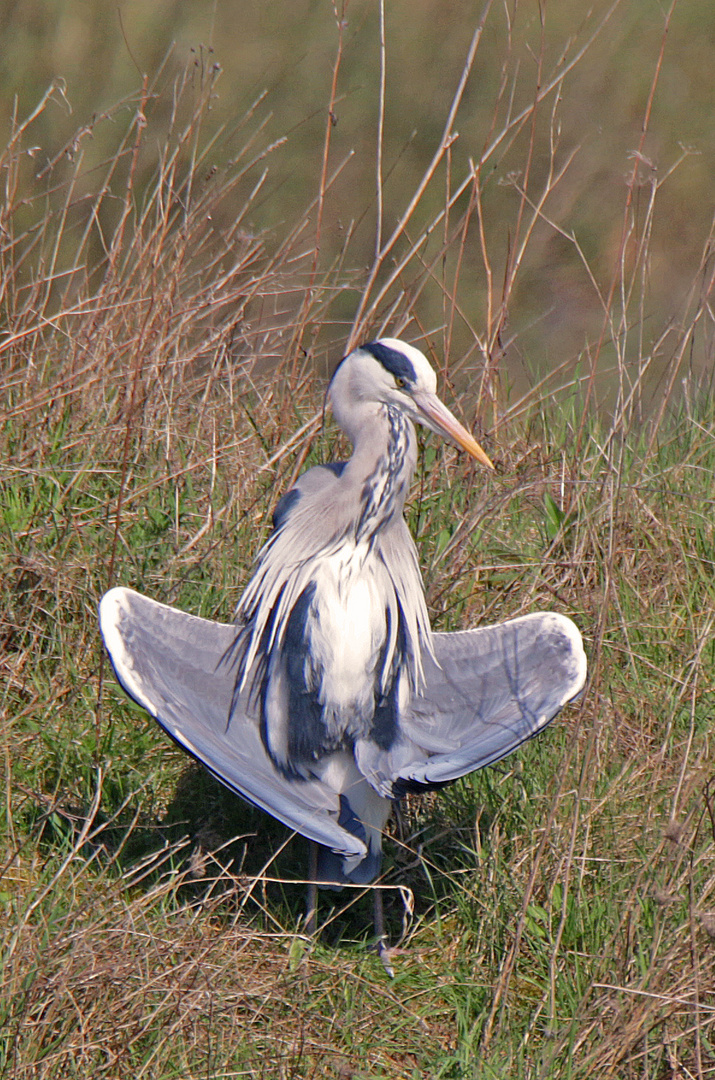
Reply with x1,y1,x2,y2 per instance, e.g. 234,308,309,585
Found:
2,7,715,1078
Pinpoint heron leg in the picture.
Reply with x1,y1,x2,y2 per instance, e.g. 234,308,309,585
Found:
373,886,394,978
305,840,318,935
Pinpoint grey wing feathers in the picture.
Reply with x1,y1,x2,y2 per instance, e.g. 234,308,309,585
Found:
99,587,366,861
235,466,358,682
271,462,346,530
396,611,586,787
100,590,585,855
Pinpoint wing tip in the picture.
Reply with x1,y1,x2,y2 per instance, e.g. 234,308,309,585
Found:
99,585,136,633
98,586,153,715
542,610,588,703
479,609,589,704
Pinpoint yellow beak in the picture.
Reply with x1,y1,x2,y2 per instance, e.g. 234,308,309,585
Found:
412,390,495,470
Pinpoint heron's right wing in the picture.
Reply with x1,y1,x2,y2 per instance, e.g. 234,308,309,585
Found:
99,587,366,862
395,612,586,789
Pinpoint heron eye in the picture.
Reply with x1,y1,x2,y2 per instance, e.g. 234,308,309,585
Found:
395,376,406,388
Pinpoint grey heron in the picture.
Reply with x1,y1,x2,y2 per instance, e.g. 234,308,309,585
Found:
99,338,586,966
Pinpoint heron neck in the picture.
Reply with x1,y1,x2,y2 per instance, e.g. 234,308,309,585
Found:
346,404,417,542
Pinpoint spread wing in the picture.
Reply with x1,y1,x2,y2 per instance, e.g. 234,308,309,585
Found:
100,590,586,865
99,587,367,863
394,611,586,790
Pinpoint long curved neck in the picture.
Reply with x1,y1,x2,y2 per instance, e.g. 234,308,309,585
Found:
343,403,417,543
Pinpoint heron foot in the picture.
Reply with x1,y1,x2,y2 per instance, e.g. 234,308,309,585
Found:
376,936,395,978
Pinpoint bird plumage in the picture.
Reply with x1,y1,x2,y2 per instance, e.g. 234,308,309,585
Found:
99,337,586,895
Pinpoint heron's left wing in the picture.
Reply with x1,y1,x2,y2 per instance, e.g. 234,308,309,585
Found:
99,587,367,862
393,612,586,790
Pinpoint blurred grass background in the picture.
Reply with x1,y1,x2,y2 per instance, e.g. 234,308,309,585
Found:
3,0,715,393
2,1,715,1077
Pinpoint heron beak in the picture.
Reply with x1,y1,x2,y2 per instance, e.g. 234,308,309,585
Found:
412,390,495,470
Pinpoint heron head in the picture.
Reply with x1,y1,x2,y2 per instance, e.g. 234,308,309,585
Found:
330,338,494,469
